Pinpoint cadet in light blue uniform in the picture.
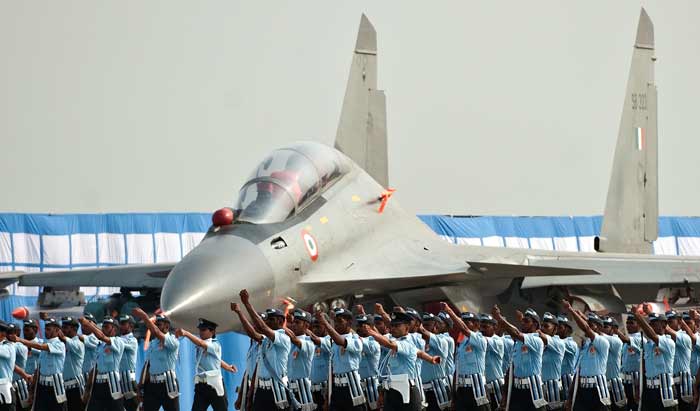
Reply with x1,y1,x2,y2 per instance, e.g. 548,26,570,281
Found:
12,317,66,411
20,320,41,378
683,312,700,376
118,315,139,411
418,313,450,411
234,311,265,411
285,309,315,411
539,312,565,410
404,307,428,407
80,314,100,378
481,313,505,409
557,315,578,402
132,308,180,411
665,310,693,411
601,316,626,411
178,318,227,411
356,314,381,410
0,321,17,411
437,311,456,382
59,316,85,411
502,334,514,375
81,316,126,411
317,308,367,410
494,306,546,411
442,304,490,411
633,310,678,411
308,314,331,410
620,314,642,411
562,301,611,411
368,311,440,411
8,324,30,411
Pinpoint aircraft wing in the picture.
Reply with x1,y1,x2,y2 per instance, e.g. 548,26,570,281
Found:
0,263,174,289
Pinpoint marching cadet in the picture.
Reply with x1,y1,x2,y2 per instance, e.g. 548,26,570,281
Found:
132,308,180,411
440,303,490,411
57,317,84,411
480,313,504,410
365,311,441,411
618,313,642,411
664,310,693,411
493,306,547,411
501,331,514,377
561,301,611,411
19,320,40,383
176,319,228,411
11,317,66,411
436,311,455,386
600,317,626,411
306,313,332,411
631,308,678,411
233,309,265,411
235,290,292,411
79,314,100,380
417,313,450,411
556,315,578,403
538,312,565,410
0,321,17,411
690,312,700,378
355,313,381,410
117,315,139,411
315,308,367,411
284,309,315,411
79,316,126,411
8,323,31,411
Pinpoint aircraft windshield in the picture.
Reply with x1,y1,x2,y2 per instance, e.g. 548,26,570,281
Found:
235,142,349,224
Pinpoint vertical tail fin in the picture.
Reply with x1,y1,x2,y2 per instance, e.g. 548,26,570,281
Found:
334,14,389,188
595,8,658,253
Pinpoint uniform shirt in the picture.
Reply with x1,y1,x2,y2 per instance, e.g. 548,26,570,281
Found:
82,334,100,373
603,334,623,380
690,332,700,375
245,339,261,375
409,332,424,377
288,335,314,381
457,331,487,376
195,338,222,377
621,332,642,373
13,342,28,382
24,337,42,375
511,333,544,378
331,333,362,375
643,335,675,377
384,335,417,377
578,335,610,377
440,332,455,377
119,333,138,372
672,330,692,375
39,337,66,376
257,329,291,379
541,335,565,381
147,333,179,375
0,340,16,380
561,336,578,376
484,335,505,382
502,335,514,373
310,336,331,384
421,333,447,382
63,335,85,381
359,336,381,379
96,336,125,373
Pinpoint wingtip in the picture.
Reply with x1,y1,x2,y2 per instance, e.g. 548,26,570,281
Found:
355,13,377,54
636,7,654,49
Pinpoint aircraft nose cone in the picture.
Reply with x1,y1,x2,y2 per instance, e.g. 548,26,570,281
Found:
160,234,274,332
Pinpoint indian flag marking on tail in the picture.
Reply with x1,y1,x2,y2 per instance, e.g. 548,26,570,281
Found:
636,127,645,151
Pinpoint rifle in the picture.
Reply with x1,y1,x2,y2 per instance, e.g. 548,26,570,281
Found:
81,367,96,410
28,368,39,411
137,360,150,411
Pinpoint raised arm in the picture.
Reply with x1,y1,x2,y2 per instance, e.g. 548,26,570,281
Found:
79,318,113,344
304,329,322,346
492,305,524,342
632,305,659,345
417,350,441,365
562,300,596,341
239,289,276,341
615,328,631,344
7,334,49,351
132,308,166,342
536,330,550,346
316,311,347,348
374,303,391,324
366,328,398,351
231,302,263,343
175,328,208,349
283,327,302,348
680,316,697,345
440,302,471,337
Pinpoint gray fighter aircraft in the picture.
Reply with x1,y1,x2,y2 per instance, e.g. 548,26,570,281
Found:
2,10,699,331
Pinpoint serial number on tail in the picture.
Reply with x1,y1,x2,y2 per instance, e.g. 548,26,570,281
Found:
631,93,647,111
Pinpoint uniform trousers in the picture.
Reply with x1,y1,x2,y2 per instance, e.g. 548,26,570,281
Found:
509,387,544,411
425,389,446,411
192,382,227,411
86,382,124,411
0,404,12,411
571,387,610,411
252,388,289,411
143,382,180,411
455,387,491,411
330,385,367,411
622,383,638,411
123,396,139,411
383,387,422,411
34,384,66,411
65,387,82,411
640,388,678,411
13,401,29,411
312,390,326,410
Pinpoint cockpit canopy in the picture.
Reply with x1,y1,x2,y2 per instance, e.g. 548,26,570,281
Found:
235,142,350,224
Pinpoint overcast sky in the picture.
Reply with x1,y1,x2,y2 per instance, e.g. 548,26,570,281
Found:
1,1,698,216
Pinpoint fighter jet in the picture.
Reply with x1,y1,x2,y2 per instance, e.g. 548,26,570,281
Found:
2,10,699,331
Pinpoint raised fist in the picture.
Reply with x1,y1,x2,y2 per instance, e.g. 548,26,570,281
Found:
239,289,250,304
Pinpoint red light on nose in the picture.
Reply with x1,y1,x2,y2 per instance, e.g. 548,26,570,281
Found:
212,208,234,226
12,306,29,320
